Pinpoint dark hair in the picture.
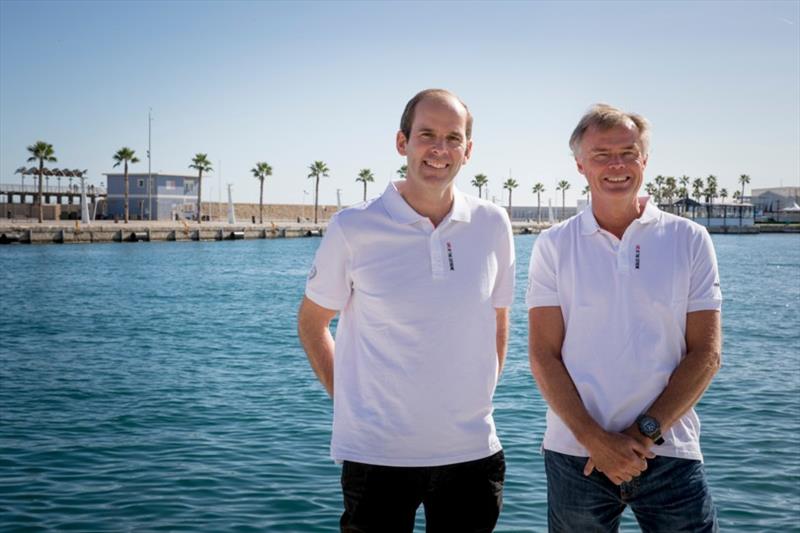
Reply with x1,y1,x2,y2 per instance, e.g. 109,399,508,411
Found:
399,89,473,141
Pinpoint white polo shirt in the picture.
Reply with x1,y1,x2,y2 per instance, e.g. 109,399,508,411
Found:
306,181,515,467
526,200,722,461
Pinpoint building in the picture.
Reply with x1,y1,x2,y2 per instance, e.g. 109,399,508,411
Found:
750,186,800,222
104,173,198,221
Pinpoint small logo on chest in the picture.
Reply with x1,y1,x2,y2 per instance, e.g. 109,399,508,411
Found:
635,245,641,270
446,241,455,271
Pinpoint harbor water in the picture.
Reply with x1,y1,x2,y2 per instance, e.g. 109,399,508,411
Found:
1,234,798,531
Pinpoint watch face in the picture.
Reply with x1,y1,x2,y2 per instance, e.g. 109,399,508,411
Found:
641,417,658,434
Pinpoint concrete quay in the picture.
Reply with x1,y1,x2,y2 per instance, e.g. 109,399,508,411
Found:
0,220,325,245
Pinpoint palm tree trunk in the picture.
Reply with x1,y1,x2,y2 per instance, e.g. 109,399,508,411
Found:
314,176,320,224
363,182,367,202
124,162,129,224
37,161,44,223
537,194,541,223
259,178,264,224
562,191,566,221
197,171,203,224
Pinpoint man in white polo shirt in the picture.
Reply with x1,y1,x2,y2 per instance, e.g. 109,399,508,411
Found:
527,104,722,532
298,88,514,532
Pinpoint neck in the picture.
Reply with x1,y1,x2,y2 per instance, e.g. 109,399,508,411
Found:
396,180,454,227
592,197,644,239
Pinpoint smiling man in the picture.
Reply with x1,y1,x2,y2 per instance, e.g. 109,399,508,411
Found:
527,104,722,532
297,89,514,533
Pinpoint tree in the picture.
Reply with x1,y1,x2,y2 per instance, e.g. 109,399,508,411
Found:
356,168,375,202
532,182,545,223
645,182,657,198
719,188,728,227
556,180,571,220
471,173,488,198
654,175,665,204
581,184,591,202
251,161,273,224
112,147,140,223
738,174,750,227
502,178,518,214
308,160,330,224
692,178,704,219
397,165,407,179
704,174,718,226
664,176,677,211
189,153,213,224
677,186,688,215
26,141,57,223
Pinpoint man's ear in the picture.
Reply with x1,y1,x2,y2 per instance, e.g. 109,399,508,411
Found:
575,158,585,176
463,139,473,164
396,130,407,156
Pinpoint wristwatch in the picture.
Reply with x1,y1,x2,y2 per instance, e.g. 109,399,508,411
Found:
636,414,665,445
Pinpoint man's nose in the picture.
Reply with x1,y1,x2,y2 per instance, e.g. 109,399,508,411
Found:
431,137,447,152
608,154,625,167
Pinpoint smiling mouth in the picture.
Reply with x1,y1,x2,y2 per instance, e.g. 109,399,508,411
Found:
424,160,449,169
604,175,631,183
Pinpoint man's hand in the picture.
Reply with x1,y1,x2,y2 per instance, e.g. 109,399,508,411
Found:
583,430,655,485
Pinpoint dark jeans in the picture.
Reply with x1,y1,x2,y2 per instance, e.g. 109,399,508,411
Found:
544,450,718,533
340,450,505,533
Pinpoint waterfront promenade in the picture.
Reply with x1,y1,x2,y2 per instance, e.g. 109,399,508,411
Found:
1,218,795,245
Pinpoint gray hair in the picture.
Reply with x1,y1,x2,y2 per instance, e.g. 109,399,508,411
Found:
569,103,651,157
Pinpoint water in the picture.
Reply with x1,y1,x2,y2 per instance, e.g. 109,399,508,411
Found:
1,235,798,532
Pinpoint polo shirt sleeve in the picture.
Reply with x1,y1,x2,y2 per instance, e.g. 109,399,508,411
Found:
304,215,353,311
526,231,560,309
687,228,723,313
492,210,516,308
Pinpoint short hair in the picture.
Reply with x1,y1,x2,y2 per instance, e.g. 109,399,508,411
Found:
569,103,651,157
400,89,473,141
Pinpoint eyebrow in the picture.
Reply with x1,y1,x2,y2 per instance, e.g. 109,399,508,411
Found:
589,144,638,153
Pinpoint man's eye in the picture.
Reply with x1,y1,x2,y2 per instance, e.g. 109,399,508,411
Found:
593,154,609,162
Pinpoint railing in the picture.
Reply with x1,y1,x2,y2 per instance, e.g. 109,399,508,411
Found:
0,183,106,195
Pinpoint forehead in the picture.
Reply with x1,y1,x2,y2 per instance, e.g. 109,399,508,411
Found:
411,95,468,133
582,122,641,150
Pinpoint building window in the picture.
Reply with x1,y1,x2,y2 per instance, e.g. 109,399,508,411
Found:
138,179,145,188
165,180,176,190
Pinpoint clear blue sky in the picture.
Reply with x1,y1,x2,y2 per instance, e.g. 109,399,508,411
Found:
1,0,798,208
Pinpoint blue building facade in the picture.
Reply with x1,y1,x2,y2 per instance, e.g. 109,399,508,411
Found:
104,173,198,220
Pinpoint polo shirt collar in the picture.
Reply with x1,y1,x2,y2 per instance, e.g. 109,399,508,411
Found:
580,197,662,236
381,180,471,225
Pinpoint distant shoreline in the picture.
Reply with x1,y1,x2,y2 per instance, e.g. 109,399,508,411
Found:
0,220,797,245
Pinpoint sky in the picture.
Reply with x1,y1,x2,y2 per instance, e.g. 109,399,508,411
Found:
1,0,798,208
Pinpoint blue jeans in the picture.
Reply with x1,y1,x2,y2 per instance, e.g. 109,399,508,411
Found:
340,451,505,533
544,450,718,533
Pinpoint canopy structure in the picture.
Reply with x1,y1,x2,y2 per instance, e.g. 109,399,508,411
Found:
782,202,800,212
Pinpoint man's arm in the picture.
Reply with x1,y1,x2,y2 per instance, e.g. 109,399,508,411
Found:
297,296,339,398
495,307,509,375
623,310,722,446
529,306,653,485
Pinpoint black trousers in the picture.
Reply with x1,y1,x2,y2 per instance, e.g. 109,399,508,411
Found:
340,450,505,533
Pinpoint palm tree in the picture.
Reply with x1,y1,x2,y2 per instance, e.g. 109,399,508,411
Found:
645,182,657,197
664,176,677,212
502,178,518,215
356,168,375,202
556,180,571,220
397,165,407,179
654,175,665,204
26,141,57,223
189,153,213,224
692,178,704,219
251,161,273,224
532,182,545,223
738,174,750,227
704,174,718,226
471,173,488,198
677,186,688,215
112,147,140,223
719,188,728,227
738,174,750,203
581,184,591,203
308,160,330,224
